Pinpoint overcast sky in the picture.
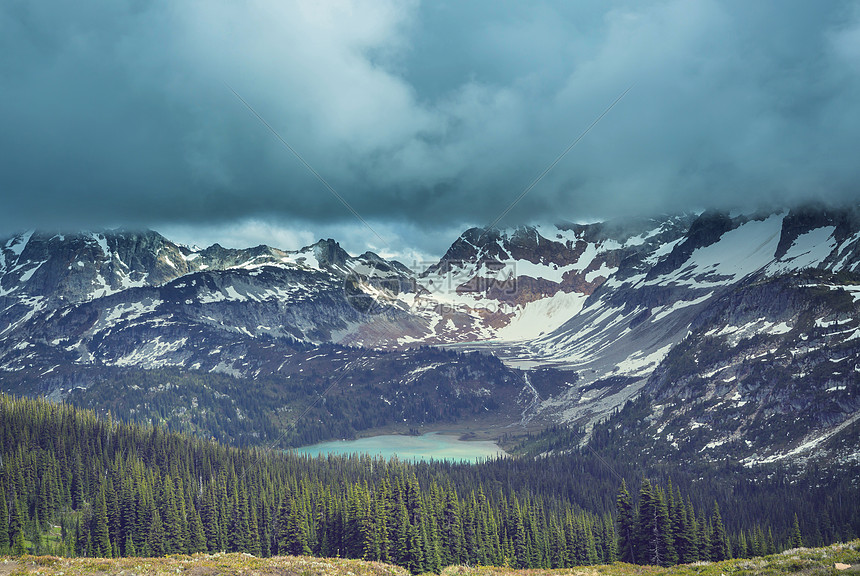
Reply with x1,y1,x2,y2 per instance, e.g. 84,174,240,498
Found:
2,1,859,259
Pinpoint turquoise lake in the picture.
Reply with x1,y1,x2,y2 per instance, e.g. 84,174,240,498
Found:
294,432,507,462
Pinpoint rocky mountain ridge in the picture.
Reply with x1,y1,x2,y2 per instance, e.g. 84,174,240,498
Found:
1,204,858,463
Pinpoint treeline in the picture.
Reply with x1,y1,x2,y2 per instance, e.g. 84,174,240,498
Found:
0,394,615,571
12,346,522,448
0,394,850,573
615,478,792,567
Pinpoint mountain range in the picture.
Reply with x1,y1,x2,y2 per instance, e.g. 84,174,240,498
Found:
1,204,858,463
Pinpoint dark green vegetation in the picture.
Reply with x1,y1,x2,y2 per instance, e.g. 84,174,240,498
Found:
518,396,859,556
0,344,549,447
2,395,858,573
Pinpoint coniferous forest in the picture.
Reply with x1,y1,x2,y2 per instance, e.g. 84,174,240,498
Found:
1,394,858,573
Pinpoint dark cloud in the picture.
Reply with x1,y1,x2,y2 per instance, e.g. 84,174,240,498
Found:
2,0,859,253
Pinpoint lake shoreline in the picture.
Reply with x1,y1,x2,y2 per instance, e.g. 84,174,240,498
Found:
294,431,509,463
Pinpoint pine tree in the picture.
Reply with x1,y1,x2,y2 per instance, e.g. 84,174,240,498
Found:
124,532,137,557
160,474,184,553
373,484,391,562
685,498,700,562
698,510,711,561
636,479,659,565
424,508,442,573
228,484,251,553
71,452,85,510
603,514,618,563
671,487,688,563
148,509,165,556
29,510,44,555
616,479,636,563
736,530,748,559
187,499,208,554
406,517,424,573
0,485,9,553
655,488,676,566
76,515,90,558
791,513,803,548
91,488,112,558
9,496,26,556
393,498,411,567
710,502,729,561
512,499,529,568
200,484,221,552
277,490,311,556
248,501,262,557
119,479,137,556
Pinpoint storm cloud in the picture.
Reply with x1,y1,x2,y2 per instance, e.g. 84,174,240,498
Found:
2,1,859,255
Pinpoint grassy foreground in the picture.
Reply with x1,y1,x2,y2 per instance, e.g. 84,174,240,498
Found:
1,542,858,576
0,553,408,576
442,542,860,576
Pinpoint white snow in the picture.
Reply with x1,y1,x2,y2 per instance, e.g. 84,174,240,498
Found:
110,335,189,368
224,286,244,301
768,226,837,274
99,300,163,328
94,233,109,256
402,363,443,384
614,343,674,375
198,290,226,304
651,292,713,322
19,260,47,282
647,214,784,287
707,317,793,345
495,291,588,341
585,262,617,283
769,321,792,335
282,248,322,270
6,230,34,257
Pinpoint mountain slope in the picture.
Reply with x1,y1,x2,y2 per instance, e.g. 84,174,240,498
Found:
1,204,858,461
410,206,860,462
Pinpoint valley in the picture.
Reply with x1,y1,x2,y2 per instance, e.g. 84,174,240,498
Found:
1,206,859,571
4,2,859,571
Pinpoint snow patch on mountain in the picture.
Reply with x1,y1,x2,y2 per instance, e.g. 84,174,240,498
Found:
768,226,837,274
495,291,588,341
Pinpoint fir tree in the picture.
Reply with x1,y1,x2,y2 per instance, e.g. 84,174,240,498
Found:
636,479,660,565
685,498,700,562
0,485,9,553
393,498,411,567
655,488,676,566
710,502,730,561
148,509,165,556
791,513,803,548
91,489,112,558
187,499,208,554
615,479,636,563
277,490,311,556
124,532,137,557
9,496,26,556
698,510,711,561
